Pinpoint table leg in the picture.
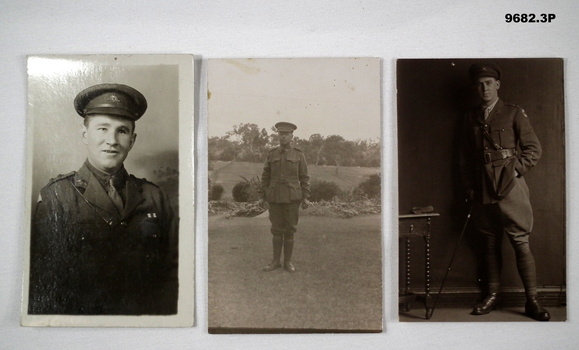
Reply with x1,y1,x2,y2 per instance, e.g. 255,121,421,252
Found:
424,219,432,319
404,237,411,311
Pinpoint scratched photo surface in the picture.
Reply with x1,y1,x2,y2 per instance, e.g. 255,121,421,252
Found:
22,55,195,327
207,58,382,333
397,58,566,322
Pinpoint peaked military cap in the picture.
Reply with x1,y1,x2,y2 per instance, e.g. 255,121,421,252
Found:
469,62,501,81
74,83,148,120
275,121,297,132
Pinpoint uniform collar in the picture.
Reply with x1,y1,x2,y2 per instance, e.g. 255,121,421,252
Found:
74,162,139,220
479,99,504,123
84,160,128,190
482,98,500,114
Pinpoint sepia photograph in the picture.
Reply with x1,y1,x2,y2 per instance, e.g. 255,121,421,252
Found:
21,55,195,327
397,58,566,322
207,58,382,333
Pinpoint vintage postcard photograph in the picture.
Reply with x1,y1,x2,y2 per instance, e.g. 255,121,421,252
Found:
207,58,382,333
397,58,566,322
22,55,195,327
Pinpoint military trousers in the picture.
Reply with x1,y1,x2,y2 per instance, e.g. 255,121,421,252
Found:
473,176,537,296
268,202,300,239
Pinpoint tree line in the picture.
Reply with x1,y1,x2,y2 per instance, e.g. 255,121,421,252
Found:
209,123,380,167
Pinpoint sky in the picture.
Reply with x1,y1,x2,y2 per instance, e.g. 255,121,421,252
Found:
207,58,381,141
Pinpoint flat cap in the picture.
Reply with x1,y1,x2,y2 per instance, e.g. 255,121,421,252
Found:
274,121,297,132
469,62,501,81
74,83,147,120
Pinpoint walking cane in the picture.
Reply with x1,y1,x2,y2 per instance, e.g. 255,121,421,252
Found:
426,203,473,319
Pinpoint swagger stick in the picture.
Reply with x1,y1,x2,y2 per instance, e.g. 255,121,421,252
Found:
426,204,473,319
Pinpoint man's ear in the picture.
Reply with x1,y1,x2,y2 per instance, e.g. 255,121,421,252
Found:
130,133,137,149
81,124,88,145
496,80,501,90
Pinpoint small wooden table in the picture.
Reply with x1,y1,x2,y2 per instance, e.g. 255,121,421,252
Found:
399,213,440,319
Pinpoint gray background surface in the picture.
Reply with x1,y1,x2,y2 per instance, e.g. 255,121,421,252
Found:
2,1,579,349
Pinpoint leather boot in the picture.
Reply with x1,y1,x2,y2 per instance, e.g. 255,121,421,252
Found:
283,238,295,272
525,297,550,321
472,293,498,315
263,236,283,271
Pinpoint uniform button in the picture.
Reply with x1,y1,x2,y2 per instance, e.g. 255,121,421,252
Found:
501,128,505,132
120,221,128,226
484,146,489,150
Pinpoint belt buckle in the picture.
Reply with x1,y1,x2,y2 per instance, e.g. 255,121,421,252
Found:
484,153,492,163
501,149,513,159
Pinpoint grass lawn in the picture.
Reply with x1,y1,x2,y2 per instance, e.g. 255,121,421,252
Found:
210,161,380,200
208,214,382,333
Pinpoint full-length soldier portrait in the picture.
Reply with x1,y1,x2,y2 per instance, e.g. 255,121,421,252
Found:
459,63,549,321
260,122,311,272
397,58,565,322
28,83,178,315
208,58,382,333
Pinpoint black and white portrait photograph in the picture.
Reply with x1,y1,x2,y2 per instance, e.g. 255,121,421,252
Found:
397,58,565,322
21,55,195,327
207,58,382,333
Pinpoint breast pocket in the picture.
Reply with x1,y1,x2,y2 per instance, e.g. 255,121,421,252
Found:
497,127,515,148
270,157,281,177
283,156,300,175
138,216,163,255
491,121,516,149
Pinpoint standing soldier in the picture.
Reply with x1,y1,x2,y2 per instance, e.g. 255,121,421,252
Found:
460,63,549,321
28,83,178,315
260,122,311,272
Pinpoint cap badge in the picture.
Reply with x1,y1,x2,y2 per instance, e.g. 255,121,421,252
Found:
107,94,121,103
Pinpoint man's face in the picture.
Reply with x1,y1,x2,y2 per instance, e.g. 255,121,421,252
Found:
475,77,500,104
82,114,136,174
278,131,293,146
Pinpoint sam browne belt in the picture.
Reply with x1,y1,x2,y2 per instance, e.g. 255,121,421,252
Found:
483,149,516,164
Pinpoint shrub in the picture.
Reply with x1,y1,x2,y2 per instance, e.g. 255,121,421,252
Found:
354,173,381,199
310,179,341,202
232,182,249,202
232,176,261,202
208,178,213,200
210,183,224,201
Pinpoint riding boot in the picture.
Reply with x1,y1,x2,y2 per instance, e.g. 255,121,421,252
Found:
263,236,283,271
283,238,295,272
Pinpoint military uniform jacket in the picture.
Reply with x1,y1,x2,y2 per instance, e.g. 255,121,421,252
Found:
260,146,311,203
460,99,542,204
28,163,178,315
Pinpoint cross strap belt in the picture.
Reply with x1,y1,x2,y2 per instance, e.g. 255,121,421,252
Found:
483,149,516,164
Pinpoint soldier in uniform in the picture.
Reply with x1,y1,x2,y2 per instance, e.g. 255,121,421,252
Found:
459,63,549,321
28,84,178,315
259,122,311,272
